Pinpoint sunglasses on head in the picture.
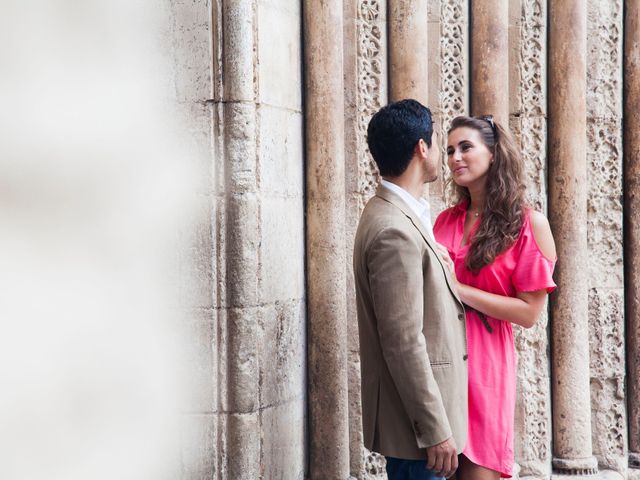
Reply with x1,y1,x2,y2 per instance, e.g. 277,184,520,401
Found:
478,114,497,137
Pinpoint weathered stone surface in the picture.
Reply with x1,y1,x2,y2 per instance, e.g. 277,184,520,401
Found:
226,307,262,414
515,115,547,212
587,192,624,288
169,0,213,106
259,300,306,408
258,106,304,197
586,1,626,474
259,196,305,302
262,400,306,480
353,0,386,211
304,0,350,477
625,0,640,468
225,193,260,308
589,288,627,473
429,0,468,212
257,2,302,110
587,0,623,120
363,450,387,478
470,0,509,123
222,1,255,102
226,413,261,479
548,0,598,473
513,310,551,478
388,0,429,104
224,102,258,194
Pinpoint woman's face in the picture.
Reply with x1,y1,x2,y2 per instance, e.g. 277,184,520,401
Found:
446,127,493,189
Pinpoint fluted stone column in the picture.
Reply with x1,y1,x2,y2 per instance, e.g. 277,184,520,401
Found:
388,0,428,103
625,0,640,471
470,0,509,123
548,0,598,476
303,1,350,478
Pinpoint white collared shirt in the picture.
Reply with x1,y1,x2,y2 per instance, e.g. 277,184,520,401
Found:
381,179,435,240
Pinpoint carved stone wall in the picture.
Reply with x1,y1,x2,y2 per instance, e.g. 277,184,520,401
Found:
428,0,468,215
508,0,552,478
344,0,387,478
586,0,627,475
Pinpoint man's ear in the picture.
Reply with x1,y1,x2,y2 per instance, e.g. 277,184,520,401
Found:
416,138,429,158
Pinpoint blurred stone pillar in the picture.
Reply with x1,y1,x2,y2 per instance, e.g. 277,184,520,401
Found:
388,0,428,103
625,0,640,471
303,1,351,478
470,0,509,123
548,0,598,476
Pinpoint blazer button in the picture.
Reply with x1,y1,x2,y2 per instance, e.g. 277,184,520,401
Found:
463,354,468,361
458,313,465,321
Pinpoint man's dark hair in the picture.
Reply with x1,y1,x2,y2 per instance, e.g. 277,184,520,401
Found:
366,99,433,177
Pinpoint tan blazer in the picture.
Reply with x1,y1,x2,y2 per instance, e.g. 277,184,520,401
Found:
353,184,468,460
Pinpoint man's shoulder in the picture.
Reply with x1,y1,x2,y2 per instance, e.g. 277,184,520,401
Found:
359,195,413,232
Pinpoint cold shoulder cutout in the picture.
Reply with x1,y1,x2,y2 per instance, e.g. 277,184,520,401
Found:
528,210,557,261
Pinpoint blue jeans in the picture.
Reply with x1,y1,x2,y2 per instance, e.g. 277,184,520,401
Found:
385,456,445,480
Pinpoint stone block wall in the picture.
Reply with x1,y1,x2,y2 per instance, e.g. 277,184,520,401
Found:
170,1,306,479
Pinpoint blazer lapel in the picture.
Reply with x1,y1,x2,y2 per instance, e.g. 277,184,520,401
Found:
376,184,463,305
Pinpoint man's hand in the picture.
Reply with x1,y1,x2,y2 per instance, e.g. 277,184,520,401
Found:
426,436,458,478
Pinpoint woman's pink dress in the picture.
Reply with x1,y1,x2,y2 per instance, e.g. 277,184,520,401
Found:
433,202,556,478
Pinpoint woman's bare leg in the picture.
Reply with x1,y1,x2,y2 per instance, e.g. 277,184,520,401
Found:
456,454,500,480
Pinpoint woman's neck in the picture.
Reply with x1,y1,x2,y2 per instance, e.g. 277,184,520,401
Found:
467,184,486,214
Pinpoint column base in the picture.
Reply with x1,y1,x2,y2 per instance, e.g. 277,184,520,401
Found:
551,471,623,480
630,452,640,469
552,456,599,476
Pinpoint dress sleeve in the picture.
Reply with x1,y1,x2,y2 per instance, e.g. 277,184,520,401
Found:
512,213,557,293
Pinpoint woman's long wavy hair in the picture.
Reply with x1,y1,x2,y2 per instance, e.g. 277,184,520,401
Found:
448,116,526,274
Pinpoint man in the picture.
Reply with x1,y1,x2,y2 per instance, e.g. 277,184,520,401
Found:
353,99,468,479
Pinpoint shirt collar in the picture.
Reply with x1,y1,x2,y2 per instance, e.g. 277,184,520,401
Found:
380,179,430,218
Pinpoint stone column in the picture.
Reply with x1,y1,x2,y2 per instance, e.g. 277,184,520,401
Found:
388,0,428,104
303,1,351,479
220,1,262,478
625,0,640,471
548,0,598,476
470,0,509,123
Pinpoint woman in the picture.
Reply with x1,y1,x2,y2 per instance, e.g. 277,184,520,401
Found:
433,116,557,479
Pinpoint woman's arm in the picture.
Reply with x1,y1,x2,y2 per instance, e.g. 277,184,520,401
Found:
436,210,557,329
456,284,547,329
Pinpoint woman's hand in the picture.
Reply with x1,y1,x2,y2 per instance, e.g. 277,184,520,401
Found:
435,243,456,279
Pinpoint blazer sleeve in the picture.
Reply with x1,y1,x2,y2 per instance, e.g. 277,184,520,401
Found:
367,225,453,448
